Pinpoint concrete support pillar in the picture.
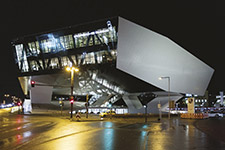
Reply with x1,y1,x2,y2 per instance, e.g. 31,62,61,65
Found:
30,85,53,104
18,77,29,96
123,95,143,113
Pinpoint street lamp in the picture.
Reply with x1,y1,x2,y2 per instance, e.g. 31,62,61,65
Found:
108,102,112,119
144,105,147,123
66,66,79,119
159,76,171,119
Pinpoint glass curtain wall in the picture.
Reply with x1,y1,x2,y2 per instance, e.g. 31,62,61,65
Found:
14,24,117,73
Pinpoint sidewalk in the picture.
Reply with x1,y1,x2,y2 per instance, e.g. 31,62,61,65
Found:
27,108,169,123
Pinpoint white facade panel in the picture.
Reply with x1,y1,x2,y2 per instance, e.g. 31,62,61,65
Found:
117,17,214,95
30,85,53,104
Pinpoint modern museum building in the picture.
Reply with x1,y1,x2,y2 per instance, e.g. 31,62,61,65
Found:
11,17,214,114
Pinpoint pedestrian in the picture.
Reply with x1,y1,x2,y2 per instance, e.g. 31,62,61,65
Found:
76,112,81,121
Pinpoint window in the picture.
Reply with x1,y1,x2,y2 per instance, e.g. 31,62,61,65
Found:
61,56,71,67
15,44,23,67
15,44,29,72
89,36,94,46
55,38,63,51
68,35,74,49
28,42,38,55
71,55,77,65
39,60,44,69
76,54,82,65
41,39,51,53
59,37,65,50
84,52,95,64
50,58,60,69
35,41,40,54
29,60,39,71
63,35,74,50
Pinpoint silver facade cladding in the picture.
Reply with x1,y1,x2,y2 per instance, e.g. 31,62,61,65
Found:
117,17,214,95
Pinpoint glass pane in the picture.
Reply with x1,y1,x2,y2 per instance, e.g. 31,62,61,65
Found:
60,36,65,50
50,57,59,69
55,38,63,51
15,44,23,68
71,55,77,65
39,60,43,69
61,56,70,67
64,35,69,49
22,51,29,72
30,60,39,71
89,36,93,46
35,41,40,54
68,35,74,49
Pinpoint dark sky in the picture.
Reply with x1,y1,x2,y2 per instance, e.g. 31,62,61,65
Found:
0,0,223,97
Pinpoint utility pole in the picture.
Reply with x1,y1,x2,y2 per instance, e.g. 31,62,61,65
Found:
168,77,170,119
159,76,170,119
86,94,89,118
66,66,79,120
158,101,162,120
70,69,74,119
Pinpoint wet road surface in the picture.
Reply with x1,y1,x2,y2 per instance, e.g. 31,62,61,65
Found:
1,113,225,150
194,118,225,143
146,119,225,150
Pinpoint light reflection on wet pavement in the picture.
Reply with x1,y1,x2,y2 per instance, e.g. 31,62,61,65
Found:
0,114,55,150
146,119,225,150
0,114,225,150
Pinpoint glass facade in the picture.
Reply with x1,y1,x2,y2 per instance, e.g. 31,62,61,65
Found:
13,20,117,74
15,44,29,72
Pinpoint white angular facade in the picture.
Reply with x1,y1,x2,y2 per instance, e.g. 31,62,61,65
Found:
117,17,214,96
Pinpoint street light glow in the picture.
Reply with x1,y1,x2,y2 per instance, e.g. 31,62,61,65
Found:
66,66,79,72
66,67,71,72
73,67,79,72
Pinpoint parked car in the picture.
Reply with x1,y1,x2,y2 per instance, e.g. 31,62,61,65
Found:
99,110,116,117
208,111,223,118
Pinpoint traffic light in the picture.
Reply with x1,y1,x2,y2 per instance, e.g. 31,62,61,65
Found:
70,98,74,104
31,80,35,87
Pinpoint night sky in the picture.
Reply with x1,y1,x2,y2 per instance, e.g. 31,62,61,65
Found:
0,0,223,98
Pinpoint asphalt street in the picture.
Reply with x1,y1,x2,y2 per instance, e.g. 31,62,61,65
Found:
0,112,225,150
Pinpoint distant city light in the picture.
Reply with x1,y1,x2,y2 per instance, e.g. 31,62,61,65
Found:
185,94,192,97
216,95,225,99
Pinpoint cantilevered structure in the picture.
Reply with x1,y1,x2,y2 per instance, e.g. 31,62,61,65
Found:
12,17,214,113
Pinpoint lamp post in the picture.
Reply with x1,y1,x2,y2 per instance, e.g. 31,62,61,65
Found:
158,101,162,120
66,66,79,119
144,105,147,123
108,103,112,119
159,76,170,119
86,94,89,118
